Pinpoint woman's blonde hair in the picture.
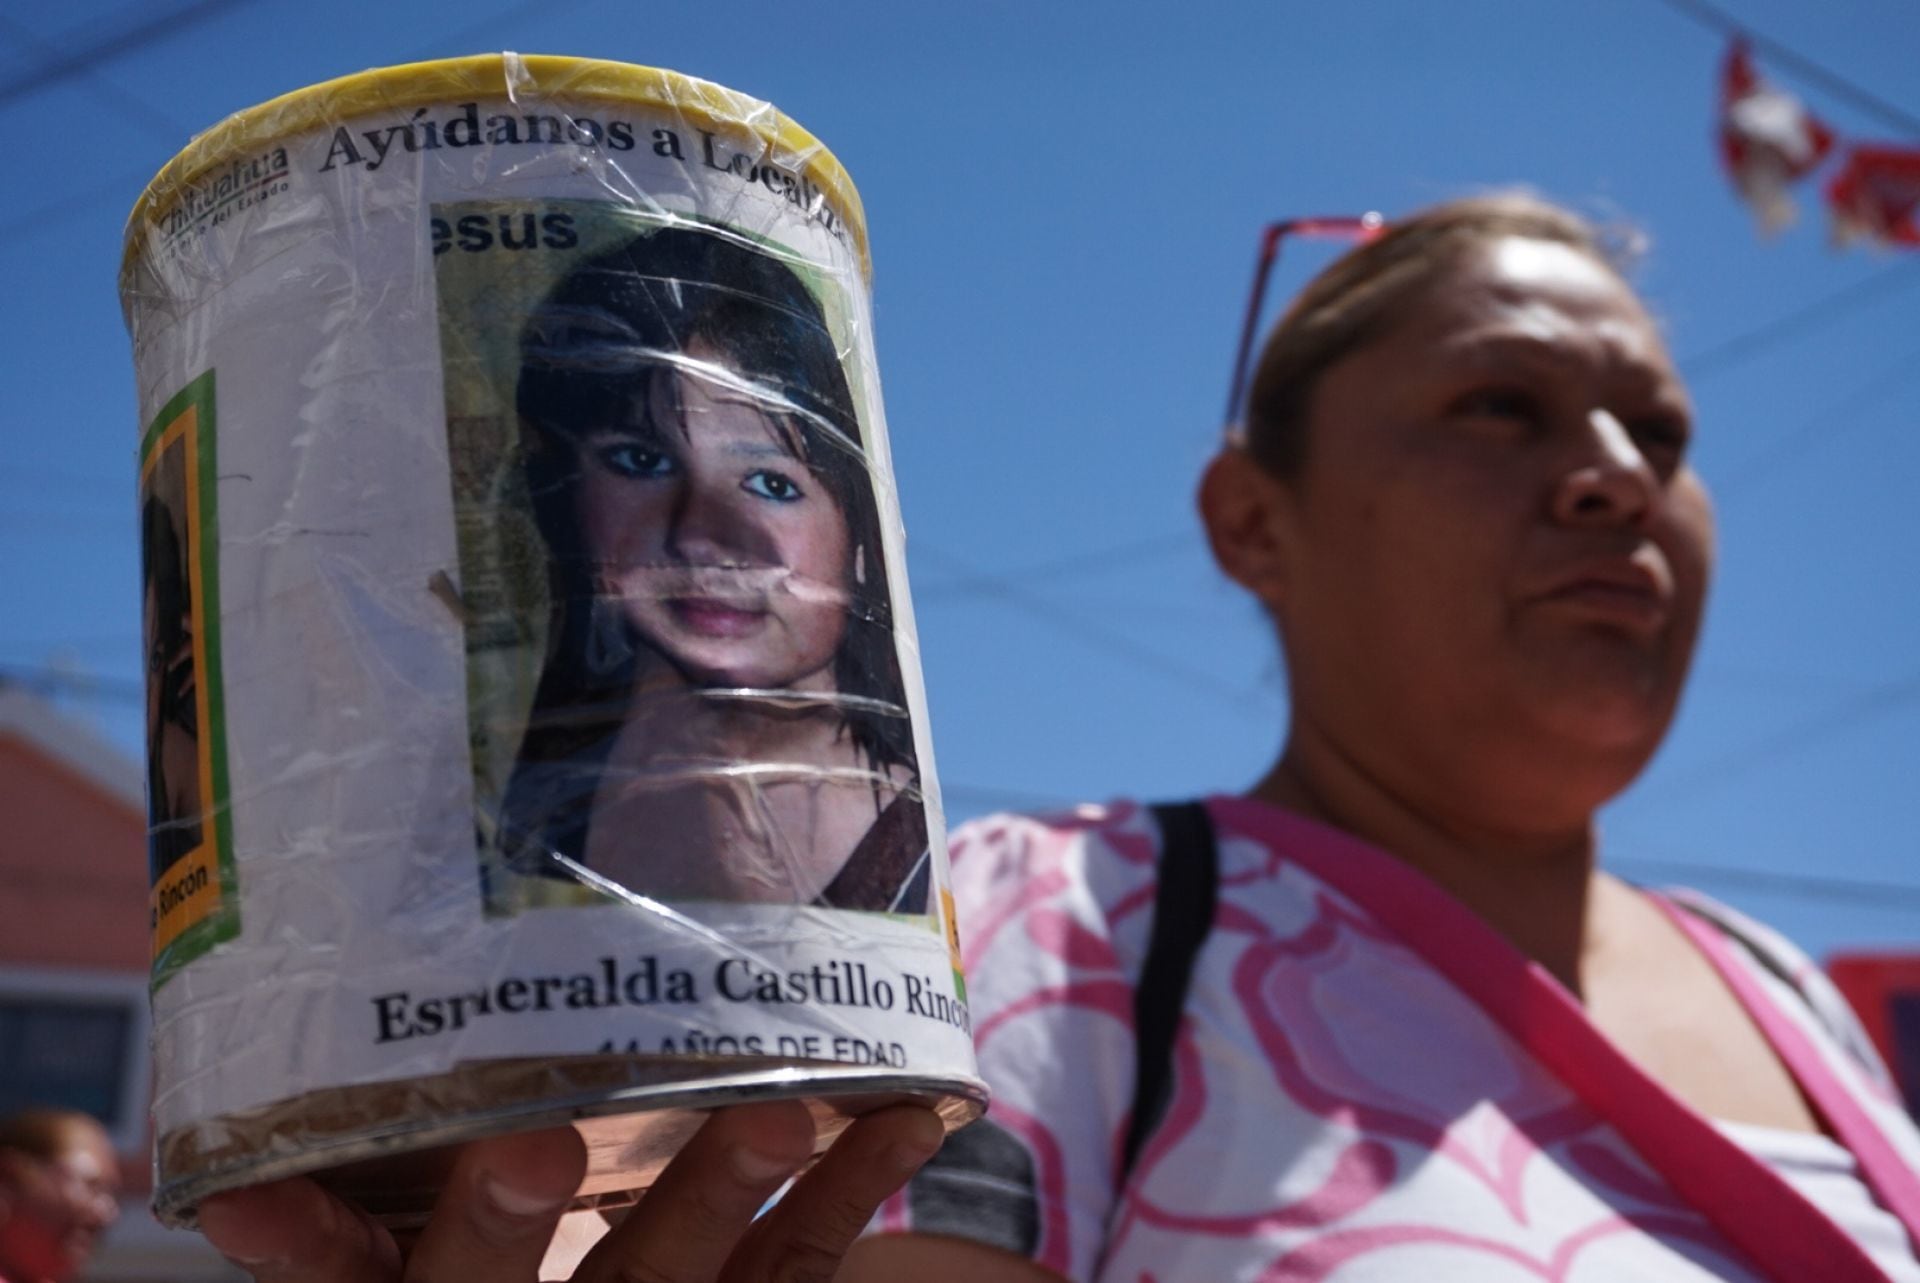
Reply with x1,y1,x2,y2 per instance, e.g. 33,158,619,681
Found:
1244,193,1640,475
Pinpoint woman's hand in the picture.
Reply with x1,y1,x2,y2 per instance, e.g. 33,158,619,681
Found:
196,1100,944,1283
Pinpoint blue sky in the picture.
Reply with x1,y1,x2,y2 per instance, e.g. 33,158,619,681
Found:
3,0,1917,961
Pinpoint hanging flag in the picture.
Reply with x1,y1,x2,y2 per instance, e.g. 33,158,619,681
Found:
1826,146,1920,247
1719,38,1835,233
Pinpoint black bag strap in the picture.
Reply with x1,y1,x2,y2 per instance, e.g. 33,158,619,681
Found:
1119,801,1220,1184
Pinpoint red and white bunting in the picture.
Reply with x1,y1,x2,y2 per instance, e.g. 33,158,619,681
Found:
1827,146,1920,248
1719,38,1836,234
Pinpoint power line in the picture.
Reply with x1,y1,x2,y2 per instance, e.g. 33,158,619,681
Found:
0,463,130,488
12,666,1915,913
402,0,584,60
901,266,1920,609
1640,666,1920,804
1645,0,1920,138
1714,338,1920,497
0,0,256,111
0,0,590,248
0,515,133,537
1616,856,1920,913
0,634,139,655
1678,261,1920,383
9,657,1910,910
0,666,143,702
941,780,1920,910
902,256,1920,705
915,532,1197,600
1688,665,1895,697
0,15,190,141
912,542,1278,720
939,782,1077,815
0,169,152,244
902,262,1914,603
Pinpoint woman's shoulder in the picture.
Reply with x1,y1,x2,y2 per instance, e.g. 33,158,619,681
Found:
950,798,1158,850
1662,887,1892,1084
948,800,1166,903
947,795,1336,908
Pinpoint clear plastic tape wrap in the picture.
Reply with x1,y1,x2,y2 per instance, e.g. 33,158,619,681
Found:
121,53,982,1225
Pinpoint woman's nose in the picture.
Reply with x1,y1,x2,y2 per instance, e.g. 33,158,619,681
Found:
664,480,776,565
663,479,738,562
1550,408,1659,528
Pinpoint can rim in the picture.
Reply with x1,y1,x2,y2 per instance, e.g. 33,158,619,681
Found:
151,1065,989,1227
119,53,871,288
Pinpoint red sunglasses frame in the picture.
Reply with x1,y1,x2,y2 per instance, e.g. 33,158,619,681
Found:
1223,214,1387,430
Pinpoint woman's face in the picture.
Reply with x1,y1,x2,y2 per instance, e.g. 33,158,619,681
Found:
571,346,853,691
1260,235,1714,811
0,1128,119,1282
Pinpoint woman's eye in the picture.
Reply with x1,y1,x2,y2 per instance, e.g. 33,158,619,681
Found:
1450,386,1540,423
1630,415,1691,454
742,470,805,502
741,468,802,503
597,443,673,478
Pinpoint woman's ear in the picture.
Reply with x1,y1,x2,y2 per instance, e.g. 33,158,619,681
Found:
1198,446,1296,609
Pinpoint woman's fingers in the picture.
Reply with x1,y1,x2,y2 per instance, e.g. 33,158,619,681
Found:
571,1100,818,1283
400,1127,586,1283
195,1103,944,1283
198,1177,402,1283
723,1105,943,1283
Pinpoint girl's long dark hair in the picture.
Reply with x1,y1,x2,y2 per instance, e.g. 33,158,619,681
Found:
143,493,196,878
499,222,915,870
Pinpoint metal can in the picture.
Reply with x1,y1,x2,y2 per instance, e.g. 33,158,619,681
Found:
121,53,983,1228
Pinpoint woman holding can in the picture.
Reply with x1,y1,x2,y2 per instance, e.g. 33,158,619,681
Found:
854,194,1920,1282
199,195,1920,1281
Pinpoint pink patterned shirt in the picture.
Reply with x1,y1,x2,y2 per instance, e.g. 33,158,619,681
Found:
879,797,1920,1282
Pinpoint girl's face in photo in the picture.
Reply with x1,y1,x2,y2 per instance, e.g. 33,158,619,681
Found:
573,346,853,691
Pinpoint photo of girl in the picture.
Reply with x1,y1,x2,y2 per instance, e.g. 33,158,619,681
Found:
459,218,928,914
142,451,202,882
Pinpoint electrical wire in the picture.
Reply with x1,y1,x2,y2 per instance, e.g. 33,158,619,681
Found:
1713,337,1920,497
1615,854,1920,913
910,261,1920,616
5,634,138,655
0,666,143,702
1679,261,1920,383
941,775,1920,911
402,0,585,60
939,783,1082,815
915,532,1197,601
1645,0,1920,138
0,169,154,244
0,0,257,111
0,0,590,246
1639,667,1920,804
911,542,1279,720
3,659,1912,915
0,15,191,141
0,515,133,537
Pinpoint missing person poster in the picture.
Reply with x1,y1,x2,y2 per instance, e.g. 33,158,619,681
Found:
139,371,238,981
436,203,932,919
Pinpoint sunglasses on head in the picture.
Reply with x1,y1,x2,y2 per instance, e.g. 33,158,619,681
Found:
1223,214,1387,432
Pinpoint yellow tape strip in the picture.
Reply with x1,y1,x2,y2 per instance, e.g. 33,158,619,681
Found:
121,54,870,285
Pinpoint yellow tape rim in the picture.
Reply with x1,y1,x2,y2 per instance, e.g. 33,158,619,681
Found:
120,54,871,286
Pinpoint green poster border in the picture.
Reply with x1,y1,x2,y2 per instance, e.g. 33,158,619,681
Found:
141,370,240,989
